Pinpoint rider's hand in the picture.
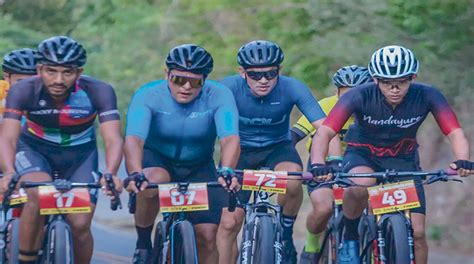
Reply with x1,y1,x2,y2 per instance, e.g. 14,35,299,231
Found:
217,167,240,192
0,173,14,194
100,174,123,197
124,172,149,193
310,163,333,182
450,160,474,177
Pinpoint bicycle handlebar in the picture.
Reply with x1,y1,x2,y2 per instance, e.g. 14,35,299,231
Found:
21,180,102,189
325,169,461,188
234,169,313,181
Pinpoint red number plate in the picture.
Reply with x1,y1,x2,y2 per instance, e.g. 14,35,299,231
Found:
159,183,209,213
333,186,344,205
242,170,288,194
0,188,28,205
38,186,91,215
368,180,420,215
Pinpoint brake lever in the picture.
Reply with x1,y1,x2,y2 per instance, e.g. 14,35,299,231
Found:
104,173,122,211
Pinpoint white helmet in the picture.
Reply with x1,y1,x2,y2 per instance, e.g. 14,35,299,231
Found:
369,45,419,79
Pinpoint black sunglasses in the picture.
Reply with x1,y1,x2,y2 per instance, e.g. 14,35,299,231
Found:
245,68,279,81
169,74,204,88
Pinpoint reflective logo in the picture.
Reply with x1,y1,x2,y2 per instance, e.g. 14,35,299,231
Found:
240,114,286,126
39,99,46,107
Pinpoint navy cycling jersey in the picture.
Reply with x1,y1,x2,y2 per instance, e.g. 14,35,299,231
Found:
4,76,120,146
220,75,325,148
125,79,239,164
324,82,461,157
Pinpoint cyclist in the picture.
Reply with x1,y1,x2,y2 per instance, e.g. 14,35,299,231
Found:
218,40,341,264
0,36,123,264
310,45,473,264
1,48,38,125
291,65,372,263
124,44,240,264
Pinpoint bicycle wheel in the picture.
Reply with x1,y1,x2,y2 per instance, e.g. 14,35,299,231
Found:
6,218,20,264
170,220,198,264
318,228,334,264
45,220,74,264
359,214,376,264
239,217,255,264
151,220,168,264
253,215,276,264
383,214,410,264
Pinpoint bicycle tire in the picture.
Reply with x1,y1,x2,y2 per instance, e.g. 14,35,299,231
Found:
253,215,276,264
384,214,410,264
171,220,198,264
359,214,376,264
239,216,255,264
151,220,168,264
46,220,74,264
6,218,20,264
318,227,334,264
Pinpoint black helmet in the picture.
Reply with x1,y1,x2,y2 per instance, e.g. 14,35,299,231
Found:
37,36,87,67
165,44,214,75
2,48,37,75
237,40,284,68
332,65,372,88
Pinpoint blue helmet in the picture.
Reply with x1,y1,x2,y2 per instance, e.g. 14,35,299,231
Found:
333,65,372,88
369,45,419,79
37,36,87,67
166,44,214,75
237,40,284,68
2,48,37,75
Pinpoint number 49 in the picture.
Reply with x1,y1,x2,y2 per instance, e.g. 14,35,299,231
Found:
382,190,407,206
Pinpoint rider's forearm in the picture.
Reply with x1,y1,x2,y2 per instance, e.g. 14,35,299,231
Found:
290,129,306,147
310,126,337,164
0,136,16,174
327,134,343,158
220,135,240,168
103,136,123,175
100,120,124,175
447,128,470,160
124,136,145,174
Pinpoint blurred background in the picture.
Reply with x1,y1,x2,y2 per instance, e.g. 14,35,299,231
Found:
1,0,473,260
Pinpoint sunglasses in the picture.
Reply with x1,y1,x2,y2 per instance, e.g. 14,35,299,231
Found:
245,69,279,81
169,74,204,88
377,76,412,88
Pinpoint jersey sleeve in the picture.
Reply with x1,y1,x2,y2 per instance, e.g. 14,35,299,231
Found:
213,85,239,138
291,79,326,122
3,81,29,120
323,90,360,133
125,87,154,140
427,88,461,135
292,115,314,137
88,83,120,123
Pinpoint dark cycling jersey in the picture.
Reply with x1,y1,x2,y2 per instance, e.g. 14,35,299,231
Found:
324,82,461,157
4,76,120,146
220,75,325,148
125,79,239,165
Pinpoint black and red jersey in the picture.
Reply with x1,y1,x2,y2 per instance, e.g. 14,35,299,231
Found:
4,75,120,146
323,82,461,157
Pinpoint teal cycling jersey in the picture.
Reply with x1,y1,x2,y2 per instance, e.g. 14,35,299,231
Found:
125,79,239,164
220,75,325,148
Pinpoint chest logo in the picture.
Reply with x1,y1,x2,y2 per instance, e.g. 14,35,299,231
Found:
363,115,423,128
39,100,47,107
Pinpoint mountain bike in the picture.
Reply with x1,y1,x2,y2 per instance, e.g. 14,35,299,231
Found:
4,171,121,264
129,180,236,264
330,169,461,264
235,169,312,264
0,173,26,264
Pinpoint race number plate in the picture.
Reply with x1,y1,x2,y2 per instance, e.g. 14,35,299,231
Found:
242,170,288,194
333,186,344,205
38,186,91,215
159,183,209,213
0,188,28,205
368,180,420,215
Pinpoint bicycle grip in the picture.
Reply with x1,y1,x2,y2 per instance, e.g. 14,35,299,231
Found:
128,192,137,214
